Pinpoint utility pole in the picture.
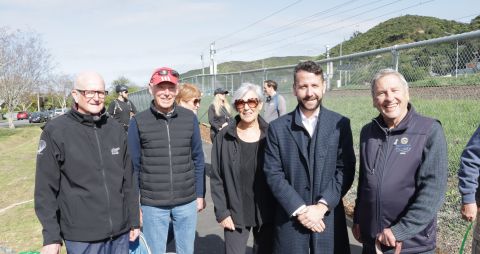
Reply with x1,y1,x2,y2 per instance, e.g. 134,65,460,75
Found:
210,42,217,93
209,42,217,75
201,53,205,75
325,45,331,90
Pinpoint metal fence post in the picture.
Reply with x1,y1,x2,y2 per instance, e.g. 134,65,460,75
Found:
392,45,399,71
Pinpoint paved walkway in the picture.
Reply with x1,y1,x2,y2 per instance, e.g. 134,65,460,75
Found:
167,142,362,253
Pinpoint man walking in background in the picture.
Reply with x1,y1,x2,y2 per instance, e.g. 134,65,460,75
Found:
458,125,480,252
353,69,447,253
128,67,205,254
263,61,355,253
263,79,286,123
35,71,140,254
108,84,137,131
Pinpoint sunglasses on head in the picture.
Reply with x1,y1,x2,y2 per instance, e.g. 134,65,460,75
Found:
156,69,180,78
234,98,259,109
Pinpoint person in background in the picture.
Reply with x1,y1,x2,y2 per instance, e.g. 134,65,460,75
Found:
263,79,287,123
128,67,205,254
107,84,137,131
458,125,480,252
35,71,140,254
175,83,202,115
208,87,232,142
353,69,447,253
263,61,356,253
210,83,275,254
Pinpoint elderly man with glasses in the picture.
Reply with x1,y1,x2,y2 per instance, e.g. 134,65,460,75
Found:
128,67,206,254
34,71,140,254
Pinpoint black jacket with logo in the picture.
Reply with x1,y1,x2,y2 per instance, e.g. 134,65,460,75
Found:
34,107,139,245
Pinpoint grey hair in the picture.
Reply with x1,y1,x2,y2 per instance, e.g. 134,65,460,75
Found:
370,68,408,97
231,83,265,107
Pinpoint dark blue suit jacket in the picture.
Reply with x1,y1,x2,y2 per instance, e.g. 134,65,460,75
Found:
264,106,355,254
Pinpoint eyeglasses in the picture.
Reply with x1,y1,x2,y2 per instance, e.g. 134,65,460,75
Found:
123,91,128,94
193,98,201,105
234,98,259,109
76,89,108,99
155,69,180,78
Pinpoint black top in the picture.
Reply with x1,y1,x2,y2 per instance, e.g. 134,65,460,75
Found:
107,99,137,128
239,138,259,227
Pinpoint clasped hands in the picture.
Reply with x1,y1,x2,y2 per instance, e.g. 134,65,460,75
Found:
297,203,328,233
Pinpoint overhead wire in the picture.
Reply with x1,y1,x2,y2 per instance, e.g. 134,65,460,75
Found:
213,0,303,43
217,0,401,56
227,0,435,60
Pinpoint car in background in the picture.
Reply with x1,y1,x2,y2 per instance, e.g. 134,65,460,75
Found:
54,108,69,116
16,111,29,120
29,111,49,123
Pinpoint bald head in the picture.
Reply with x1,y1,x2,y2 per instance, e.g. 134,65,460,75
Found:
72,71,106,115
74,71,105,90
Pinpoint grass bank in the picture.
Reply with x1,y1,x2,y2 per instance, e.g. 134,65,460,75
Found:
0,126,43,252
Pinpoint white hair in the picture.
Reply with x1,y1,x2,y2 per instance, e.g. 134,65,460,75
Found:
370,68,408,97
231,83,265,106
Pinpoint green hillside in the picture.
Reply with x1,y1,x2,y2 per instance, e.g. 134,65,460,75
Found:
182,15,479,77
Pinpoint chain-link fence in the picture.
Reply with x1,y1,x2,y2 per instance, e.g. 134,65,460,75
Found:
131,30,480,112
180,30,480,93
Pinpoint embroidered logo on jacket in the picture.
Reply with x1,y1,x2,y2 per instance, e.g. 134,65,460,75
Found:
394,136,411,155
111,147,120,155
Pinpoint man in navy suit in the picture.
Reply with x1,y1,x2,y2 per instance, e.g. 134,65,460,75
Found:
264,61,355,254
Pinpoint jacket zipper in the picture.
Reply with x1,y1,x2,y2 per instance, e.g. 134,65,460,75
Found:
166,120,173,200
94,125,114,237
377,130,390,234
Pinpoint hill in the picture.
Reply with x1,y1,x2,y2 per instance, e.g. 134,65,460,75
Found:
181,15,479,77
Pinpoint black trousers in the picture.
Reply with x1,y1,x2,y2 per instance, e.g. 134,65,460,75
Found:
224,224,274,254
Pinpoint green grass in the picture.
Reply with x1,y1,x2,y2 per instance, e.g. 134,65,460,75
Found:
0,126,43,252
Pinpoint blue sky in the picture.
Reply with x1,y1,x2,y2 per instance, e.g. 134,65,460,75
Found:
0,0,478,87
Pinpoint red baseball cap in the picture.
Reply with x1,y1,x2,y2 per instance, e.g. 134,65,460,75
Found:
149,67,180,86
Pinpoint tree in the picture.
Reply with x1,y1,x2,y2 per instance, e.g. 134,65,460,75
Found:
49,74,74,110
0,27,52,128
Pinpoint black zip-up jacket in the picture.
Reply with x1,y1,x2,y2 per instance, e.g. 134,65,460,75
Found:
354,105,447,253
34,107,140,245
210,115,275,227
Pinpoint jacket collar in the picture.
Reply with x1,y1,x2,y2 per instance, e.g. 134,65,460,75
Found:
373,103,415,133
149,100,178,119
225,114,269,140
68,105,107,127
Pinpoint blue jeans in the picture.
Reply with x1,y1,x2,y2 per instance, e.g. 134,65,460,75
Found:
65,231,129,254
142,200,197,254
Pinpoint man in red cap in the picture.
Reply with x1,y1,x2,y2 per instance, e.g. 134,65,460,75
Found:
128,67,206,254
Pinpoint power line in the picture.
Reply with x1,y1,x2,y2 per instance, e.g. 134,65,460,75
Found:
231,0,434,59
213,0,303,43
217,0,362,51
217,0,394,53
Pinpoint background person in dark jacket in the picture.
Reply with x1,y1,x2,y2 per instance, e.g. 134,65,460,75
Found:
107,84,137,131
210,83,275,254
208,87,232,142
353,69,447,253
263,61,356,254
458,125,480,252
34,71,140,254
128,67,205,254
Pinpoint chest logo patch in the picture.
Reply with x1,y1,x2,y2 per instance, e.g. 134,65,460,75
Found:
111,147,120,155
395,136,411,155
